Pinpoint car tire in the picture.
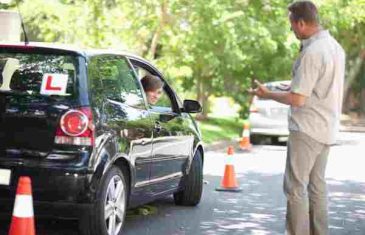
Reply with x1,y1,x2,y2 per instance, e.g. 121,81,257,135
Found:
250,134,262,145
270,136,279,145
79,166,128,235
173,151,203,206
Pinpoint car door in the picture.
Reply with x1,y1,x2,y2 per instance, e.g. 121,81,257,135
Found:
88,55,154,194
129,59,194,194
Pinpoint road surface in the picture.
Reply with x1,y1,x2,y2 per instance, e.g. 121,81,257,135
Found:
1,132,364,234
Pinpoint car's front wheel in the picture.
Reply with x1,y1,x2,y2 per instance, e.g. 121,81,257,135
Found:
173,151,203,206
80,166,128,235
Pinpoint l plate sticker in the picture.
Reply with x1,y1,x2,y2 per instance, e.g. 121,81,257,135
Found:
40,73,68,95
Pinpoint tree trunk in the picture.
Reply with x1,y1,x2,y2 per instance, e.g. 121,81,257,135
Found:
148,1,168,59
343,53,364,113
90,0,103,47
361,88,365,117
149,28,161,59
196,76,209,120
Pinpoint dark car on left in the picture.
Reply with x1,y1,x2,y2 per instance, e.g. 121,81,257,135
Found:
0,43,204,235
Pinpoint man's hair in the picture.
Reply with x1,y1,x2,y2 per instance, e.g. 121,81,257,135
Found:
288,1,319,24
141,74,164,92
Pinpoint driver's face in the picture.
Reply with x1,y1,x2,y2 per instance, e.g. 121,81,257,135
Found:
146,88,163,105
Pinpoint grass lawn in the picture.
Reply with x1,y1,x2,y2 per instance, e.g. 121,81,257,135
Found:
197,116,245,144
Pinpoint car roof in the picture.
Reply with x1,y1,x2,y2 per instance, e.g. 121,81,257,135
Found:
0,42,86,55
0,41,144,59
0,41,162,77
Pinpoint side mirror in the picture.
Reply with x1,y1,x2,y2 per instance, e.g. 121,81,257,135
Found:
183,99,202,113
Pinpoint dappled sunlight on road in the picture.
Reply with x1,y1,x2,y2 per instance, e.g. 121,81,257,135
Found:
1,133,363,234
202,132,365,234
198,173,285,235
122,166,364,235
327,179,365,234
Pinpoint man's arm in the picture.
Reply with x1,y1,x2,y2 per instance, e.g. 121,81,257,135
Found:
266,91,306,107
249,80,306,107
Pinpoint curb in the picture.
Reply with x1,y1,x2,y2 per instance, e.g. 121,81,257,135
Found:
340,125,365,133
204,124,365,151
340,118,365,132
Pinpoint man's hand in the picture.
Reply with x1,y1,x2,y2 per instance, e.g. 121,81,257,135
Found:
248,80,305,107
248,80,270,99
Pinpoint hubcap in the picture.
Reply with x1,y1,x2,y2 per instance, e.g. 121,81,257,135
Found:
104,175,125,235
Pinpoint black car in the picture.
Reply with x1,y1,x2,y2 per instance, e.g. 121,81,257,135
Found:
0,43,204,235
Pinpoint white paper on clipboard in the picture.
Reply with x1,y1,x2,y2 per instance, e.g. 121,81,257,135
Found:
40,73,68,95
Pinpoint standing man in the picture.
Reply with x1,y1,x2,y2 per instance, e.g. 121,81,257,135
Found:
250,1,345,235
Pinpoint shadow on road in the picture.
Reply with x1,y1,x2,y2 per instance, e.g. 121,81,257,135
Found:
194,173,286,235
0,173,363,235
123,172,365,235
327,178,365,234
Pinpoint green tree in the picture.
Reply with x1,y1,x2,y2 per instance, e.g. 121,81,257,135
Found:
8,0,365,118
319,0,365,114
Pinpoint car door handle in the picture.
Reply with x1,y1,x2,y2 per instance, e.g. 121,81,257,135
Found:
154,121,162,133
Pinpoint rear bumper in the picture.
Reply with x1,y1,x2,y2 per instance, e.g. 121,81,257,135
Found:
250,127,289,137
0,165,95,218
249,114,288,137
0,198,92,219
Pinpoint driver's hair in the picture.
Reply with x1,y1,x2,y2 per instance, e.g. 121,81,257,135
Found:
141,75,164,92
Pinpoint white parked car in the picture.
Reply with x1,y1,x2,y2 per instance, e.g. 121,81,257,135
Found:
249,80,291,144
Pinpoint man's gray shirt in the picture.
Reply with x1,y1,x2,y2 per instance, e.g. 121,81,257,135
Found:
289,30,345,145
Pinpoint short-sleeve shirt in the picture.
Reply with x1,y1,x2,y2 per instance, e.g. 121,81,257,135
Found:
289,30,345,145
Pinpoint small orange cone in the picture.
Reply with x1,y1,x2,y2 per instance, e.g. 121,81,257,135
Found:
216,146,242,192
239,121,252,151
8,176,36,235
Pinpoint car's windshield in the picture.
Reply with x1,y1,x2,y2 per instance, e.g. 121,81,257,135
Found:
0,51,78,99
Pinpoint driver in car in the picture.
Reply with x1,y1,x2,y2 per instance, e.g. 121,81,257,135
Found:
141,74,164,105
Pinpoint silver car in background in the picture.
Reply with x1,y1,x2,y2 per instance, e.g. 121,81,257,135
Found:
249,80,291,144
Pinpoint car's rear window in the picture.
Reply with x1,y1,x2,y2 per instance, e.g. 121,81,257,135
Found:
0,52,78,99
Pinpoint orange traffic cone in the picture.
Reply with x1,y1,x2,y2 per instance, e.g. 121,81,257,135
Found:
8,176,36,235
216,146,242,192
239,121,252,151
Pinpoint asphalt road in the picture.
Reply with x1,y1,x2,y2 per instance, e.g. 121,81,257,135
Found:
1,132,364,235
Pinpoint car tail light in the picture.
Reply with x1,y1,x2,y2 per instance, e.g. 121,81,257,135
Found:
55,107,94,146
250,105,258,113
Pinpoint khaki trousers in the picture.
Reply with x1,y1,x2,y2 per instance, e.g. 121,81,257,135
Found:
284,131,330,235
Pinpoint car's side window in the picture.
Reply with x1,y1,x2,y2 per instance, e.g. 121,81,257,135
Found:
133,65,173,112
155,90,172,109
88,57,103,106
89,55,145,109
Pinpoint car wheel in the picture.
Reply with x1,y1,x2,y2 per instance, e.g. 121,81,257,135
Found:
270,136,279,145
173,151,203,206
79,166,128,235
250,134,262,145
